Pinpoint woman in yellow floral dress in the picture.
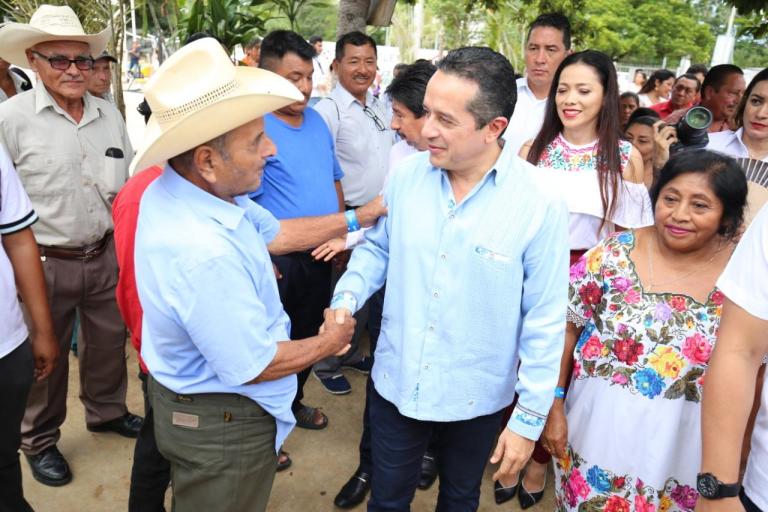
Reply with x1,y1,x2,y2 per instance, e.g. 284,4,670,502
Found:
540,150,747,512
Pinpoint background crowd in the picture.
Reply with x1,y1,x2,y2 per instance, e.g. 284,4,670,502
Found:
0,4,767,512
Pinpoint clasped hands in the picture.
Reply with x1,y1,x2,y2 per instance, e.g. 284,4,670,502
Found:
318,308,355,357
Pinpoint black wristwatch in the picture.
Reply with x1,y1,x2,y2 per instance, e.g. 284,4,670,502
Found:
696,473,741,499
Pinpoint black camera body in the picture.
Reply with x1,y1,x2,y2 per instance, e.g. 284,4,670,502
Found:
669,106,713,154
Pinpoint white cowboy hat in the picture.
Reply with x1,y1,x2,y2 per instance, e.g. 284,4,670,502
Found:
130,37,303,174
0,5,111,67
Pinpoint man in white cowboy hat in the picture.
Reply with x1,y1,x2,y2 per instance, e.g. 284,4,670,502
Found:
0,4,139,487
132,37,385,510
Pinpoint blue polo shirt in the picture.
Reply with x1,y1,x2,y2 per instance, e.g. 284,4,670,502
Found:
135,165,296,451
251,108,343,219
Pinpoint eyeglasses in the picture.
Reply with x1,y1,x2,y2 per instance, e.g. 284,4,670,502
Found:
32,51,94,71
363,106,386,132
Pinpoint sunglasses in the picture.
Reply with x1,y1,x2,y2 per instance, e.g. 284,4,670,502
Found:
363,106,387,132
32,51,94,71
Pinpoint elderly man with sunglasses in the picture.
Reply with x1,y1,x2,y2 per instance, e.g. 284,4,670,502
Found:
0,5,137,487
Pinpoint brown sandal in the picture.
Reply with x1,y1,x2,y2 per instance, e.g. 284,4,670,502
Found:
294,404,328,430
277,449,292,472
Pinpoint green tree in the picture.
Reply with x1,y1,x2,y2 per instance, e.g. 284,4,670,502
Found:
179,0,270,55
271,0,329,32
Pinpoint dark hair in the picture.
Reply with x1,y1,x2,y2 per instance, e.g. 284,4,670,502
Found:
244,36,262,50
676,73,702,92
625,115,657,131
702,64,743,97
527,13,571,50
620,91,640,105
627,107,659,125
436,46,517,136
392,62,409,78
650,150,747,239
258,30,316,71
385,60,437,118
686,64,708,76
527,50,622,228
309,35,322,45
335,31,377,61
734,67,768,128
638,69,675,95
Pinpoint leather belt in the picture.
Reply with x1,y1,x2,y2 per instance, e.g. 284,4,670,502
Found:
38,232,112,261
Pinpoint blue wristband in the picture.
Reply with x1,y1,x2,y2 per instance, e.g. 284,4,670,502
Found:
555,386,566,399
345,209,361,232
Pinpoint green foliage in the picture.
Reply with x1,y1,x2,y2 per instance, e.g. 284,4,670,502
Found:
271,0,329,32
179,0,271,55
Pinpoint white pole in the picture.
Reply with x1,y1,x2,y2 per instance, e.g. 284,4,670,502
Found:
130,0,137,40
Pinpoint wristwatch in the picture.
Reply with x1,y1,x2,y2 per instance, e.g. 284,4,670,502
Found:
696,473,741,499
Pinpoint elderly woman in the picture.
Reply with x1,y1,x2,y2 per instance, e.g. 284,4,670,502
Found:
541,150,748,512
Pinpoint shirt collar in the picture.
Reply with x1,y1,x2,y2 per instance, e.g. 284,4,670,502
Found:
331,83,374,108
428,140,515,187
35,85,103,125
161,164,247,231
732,127,748,153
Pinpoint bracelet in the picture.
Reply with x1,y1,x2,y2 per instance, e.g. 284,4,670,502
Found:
345,209,361,232
554,386,566,399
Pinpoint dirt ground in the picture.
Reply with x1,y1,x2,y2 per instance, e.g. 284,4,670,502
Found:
21,348,556,511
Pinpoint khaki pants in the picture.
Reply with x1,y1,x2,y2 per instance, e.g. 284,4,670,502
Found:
21,240,128,454
149,376,278,512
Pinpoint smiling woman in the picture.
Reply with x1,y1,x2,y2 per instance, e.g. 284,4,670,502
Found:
541,150,748,512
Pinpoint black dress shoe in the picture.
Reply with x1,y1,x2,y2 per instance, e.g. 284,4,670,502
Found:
494,479,519,505
87,412,143,438
26,445,72,486
334,470,371,509
417,452,438,490
518,474,547,509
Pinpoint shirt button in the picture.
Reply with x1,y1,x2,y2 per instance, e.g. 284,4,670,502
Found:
440,254,447,260
448,214,455,220
433,291,439,298
424,364,430,370
468,400,475,406
428,325,435,331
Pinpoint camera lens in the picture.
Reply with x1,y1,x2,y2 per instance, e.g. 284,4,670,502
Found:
685,106,713,130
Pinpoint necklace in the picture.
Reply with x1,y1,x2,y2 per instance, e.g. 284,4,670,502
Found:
646,232,722,292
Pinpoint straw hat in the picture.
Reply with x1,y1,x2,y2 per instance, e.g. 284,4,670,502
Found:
0,5,111,67
130,37,303,174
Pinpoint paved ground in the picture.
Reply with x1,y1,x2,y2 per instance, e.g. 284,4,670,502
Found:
21,349,556,511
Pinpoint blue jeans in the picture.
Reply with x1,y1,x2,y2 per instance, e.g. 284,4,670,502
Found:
367,387,503,511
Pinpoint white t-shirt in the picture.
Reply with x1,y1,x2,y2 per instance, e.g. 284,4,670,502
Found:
716,204,768,511
503,77,548,156
0,144,38,358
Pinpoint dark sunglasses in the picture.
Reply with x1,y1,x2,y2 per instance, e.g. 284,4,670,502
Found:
363,106,386,132
32,51,94,71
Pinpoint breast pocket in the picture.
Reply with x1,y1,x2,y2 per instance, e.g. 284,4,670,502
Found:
19,153,78,198
100,149,128,200
470,244,520,295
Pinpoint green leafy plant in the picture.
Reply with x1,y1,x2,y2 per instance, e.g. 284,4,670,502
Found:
179,0,271,55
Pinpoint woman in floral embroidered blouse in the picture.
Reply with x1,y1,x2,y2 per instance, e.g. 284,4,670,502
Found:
539,151,747,512
506,50,652,509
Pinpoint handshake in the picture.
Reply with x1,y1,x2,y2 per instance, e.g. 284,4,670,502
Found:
319,308,355,357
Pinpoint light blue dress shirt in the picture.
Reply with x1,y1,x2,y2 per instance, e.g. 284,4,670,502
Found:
334,143,570,440
135,165,296,451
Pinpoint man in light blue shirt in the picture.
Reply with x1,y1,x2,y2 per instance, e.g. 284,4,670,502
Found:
129,38,384,511
331,47,570,511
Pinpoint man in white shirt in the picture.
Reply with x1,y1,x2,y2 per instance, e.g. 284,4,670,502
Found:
503,13,571,155
698,204,768,512
314,31,395,394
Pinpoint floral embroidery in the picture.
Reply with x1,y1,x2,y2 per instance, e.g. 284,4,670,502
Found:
555,446,699,512
567,231,720,403
538,133,631,174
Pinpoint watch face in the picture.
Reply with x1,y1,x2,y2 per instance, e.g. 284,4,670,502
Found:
697,474,718,498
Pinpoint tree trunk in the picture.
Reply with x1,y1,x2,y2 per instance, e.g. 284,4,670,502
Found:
337,0,370,37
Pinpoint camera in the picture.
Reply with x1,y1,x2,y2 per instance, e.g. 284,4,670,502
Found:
669,106,712,154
